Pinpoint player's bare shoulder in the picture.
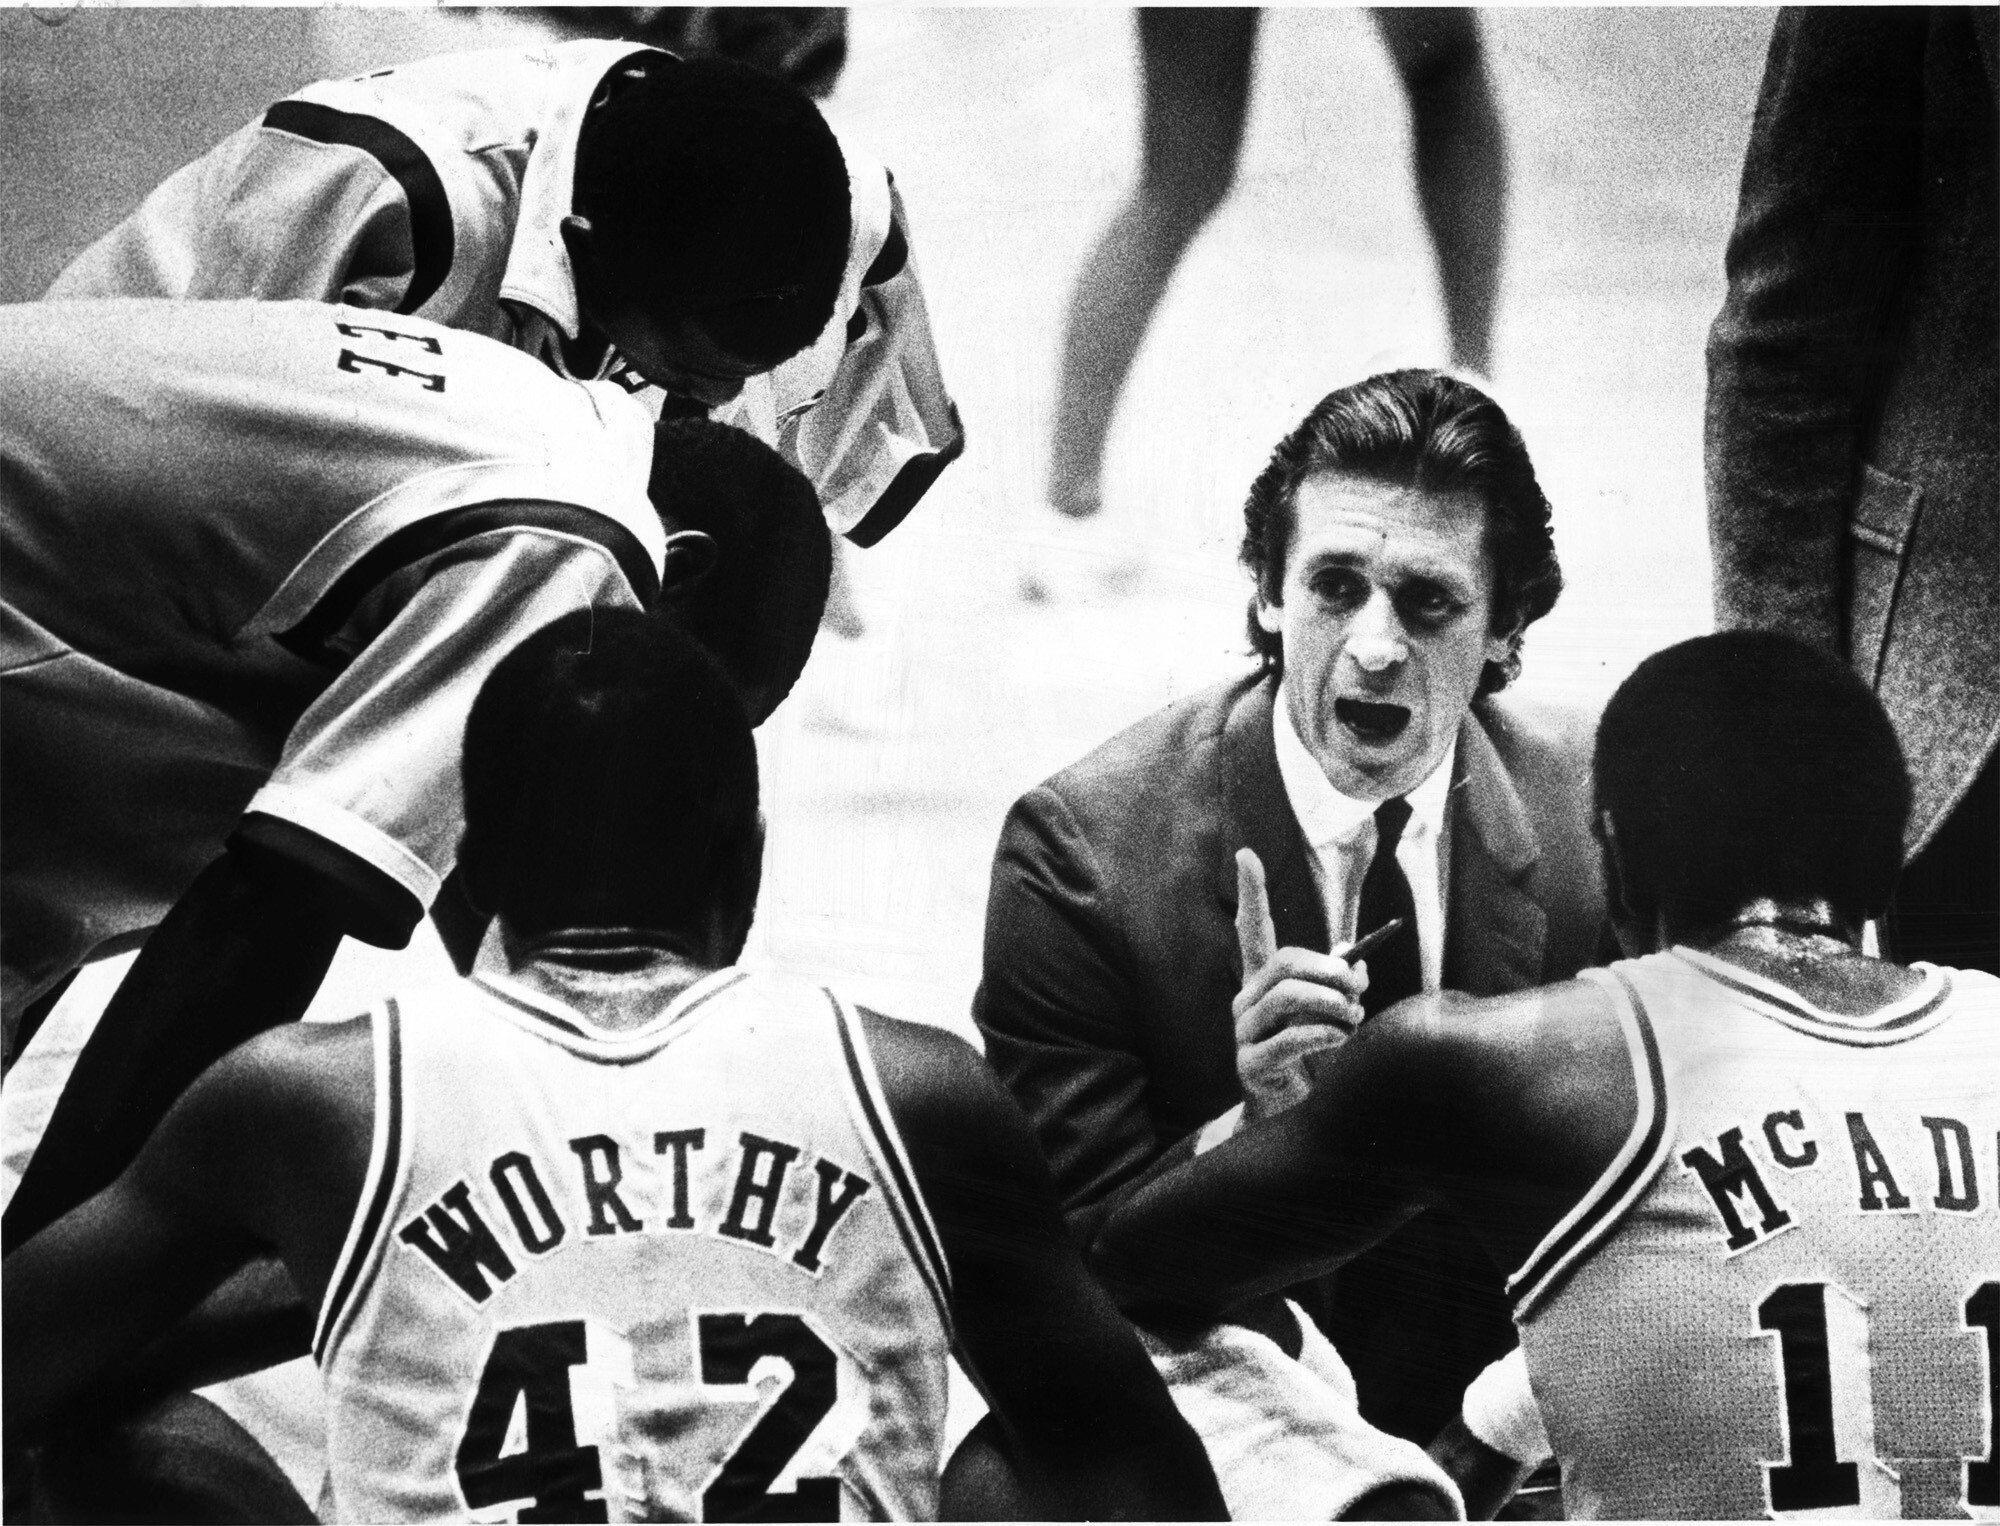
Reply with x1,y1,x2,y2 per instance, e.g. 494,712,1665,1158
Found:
1359,977,1638,1202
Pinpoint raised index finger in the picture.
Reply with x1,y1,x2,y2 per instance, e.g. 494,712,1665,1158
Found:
1235,847,1278,981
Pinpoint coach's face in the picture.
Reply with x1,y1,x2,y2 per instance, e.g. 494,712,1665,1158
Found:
1257,473,1515,802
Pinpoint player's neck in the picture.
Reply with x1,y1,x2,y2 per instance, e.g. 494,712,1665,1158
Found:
1681,897,1924,1016
502,926,721,1031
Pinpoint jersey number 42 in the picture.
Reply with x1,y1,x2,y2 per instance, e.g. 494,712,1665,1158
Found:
455,1314,843,1522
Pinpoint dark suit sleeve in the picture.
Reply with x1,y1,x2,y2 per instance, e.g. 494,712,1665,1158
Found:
973,785,1201,1248
1704,7,1930,647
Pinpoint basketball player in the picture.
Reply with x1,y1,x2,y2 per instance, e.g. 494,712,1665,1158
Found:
4,611,1226,1523
0,299,829,1255
48,39,963,556
1094,631,2000,1519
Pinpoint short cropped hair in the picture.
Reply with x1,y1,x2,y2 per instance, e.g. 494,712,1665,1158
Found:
1239,370,1561,695
460,608,761,944
649,418,830,721
1594,631,1910,931
574,55,851,367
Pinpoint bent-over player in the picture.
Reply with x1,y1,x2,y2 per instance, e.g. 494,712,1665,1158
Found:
48,40,962,551
1096,631,2000,1519
0,299,829,1253
4,610,1226,1523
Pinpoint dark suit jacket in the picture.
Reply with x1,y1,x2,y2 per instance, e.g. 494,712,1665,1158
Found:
974,671,1610,1435
1707,7,1999,854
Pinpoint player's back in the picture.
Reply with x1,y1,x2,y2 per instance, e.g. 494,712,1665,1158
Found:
1510,949,2000,1520
316,963,953,1523
0,299,658,686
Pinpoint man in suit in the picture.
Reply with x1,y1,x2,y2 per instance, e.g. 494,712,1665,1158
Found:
975,370,1609,1517
1707,7,1997,975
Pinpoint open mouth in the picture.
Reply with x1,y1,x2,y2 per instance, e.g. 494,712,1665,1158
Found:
1334,697,1412,745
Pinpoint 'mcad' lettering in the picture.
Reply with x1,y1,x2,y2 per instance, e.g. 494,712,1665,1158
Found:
793,1160,872,1273
1762,1110,1819,1169
399,1182,518,1302
1845,1113,1911,1211
569,1135,645,1236
1681,1127,1792,1251
1919,1116,1979,1213
718,1133,800,1248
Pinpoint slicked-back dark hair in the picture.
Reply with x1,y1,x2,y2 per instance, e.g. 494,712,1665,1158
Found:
1595,632,1910,932
574,54,851,367
1239,369,1561,695
649,418,830,721
460,608,760,943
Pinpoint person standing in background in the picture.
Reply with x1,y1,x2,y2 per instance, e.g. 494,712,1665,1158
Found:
1706,6,1998,974
1025,9,1507,602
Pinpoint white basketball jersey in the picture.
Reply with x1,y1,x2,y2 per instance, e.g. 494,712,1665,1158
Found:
314,966,953,1523
1508,949,2000,1520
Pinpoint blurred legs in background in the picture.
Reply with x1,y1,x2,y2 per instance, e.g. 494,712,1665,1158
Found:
1031,7,1506,605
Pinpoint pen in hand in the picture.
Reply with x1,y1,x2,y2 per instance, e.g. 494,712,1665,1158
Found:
1340,914,1407,970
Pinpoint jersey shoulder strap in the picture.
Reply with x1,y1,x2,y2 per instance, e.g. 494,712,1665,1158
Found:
1506,966,1675,1320
314,999,409,1363
823,990,954,1332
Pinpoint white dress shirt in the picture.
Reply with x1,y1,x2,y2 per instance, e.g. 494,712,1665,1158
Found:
1270,683,1455,993
1194,689,1459,1155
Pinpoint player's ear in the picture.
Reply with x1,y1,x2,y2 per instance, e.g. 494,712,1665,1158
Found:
711,812,766,966
1597,811,1648,958
660,530,719,596
456,830,499,922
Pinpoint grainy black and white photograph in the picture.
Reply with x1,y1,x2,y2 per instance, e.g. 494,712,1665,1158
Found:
1,4,1995,1521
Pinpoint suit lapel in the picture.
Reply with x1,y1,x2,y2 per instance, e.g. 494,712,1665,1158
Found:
1215,676,1329,960
1444,710,1548,994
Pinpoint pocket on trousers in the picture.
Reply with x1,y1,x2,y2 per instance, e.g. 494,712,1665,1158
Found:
1845,463,1922,685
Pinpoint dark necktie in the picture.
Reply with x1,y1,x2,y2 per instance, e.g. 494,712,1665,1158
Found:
1355,797,1422,1017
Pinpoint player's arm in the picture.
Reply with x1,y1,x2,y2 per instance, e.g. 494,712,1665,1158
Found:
1,844,354,1254
3,532,637,1254
860,1010,1226,1521
1094,981,1635,1321
1091,1002,1466,1323
2,1028,338,1439
48,108,423,308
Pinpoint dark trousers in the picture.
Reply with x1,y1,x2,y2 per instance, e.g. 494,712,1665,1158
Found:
1888,751,1999,975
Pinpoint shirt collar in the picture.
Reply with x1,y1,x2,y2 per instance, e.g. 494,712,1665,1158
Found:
1272,681,1457,850
499,41,667,345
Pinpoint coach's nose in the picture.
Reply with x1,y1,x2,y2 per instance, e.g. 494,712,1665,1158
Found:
1345,589,1409,673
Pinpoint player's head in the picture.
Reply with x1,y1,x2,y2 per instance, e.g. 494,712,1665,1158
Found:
460,608,763,960
1238,370,1561,800
1594,631,1911,941
566,54,851,403
649,418,831,722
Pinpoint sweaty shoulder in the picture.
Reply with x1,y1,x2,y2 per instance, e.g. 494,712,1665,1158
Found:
196,1018,375,1151
855,1008,1017,1149
1352,978,1636,1206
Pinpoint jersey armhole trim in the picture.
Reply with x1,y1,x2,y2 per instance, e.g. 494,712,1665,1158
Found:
274,502,660,667
843,407,964,549
262,100,454,314
1506,970,1673,1321
826,991,954,1333
230,812,424,948
313,998,406,1363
